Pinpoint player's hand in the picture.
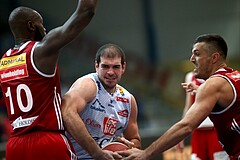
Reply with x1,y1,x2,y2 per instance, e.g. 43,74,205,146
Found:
94,150,122,160
175,140,184,152
116,137,135,148
181,82,198,95
117,148,149,160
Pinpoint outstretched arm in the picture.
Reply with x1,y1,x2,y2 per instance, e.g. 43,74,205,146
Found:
119,78,222,160
34,0,98,74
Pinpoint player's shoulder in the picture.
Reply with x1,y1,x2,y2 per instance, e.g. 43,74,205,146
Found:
202,76,228,92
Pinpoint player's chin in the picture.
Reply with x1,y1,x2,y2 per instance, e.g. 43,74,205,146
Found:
106,81,117,88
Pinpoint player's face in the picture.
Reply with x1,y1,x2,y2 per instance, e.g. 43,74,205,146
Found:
190,42,213,80
33,12,46,41
96,56,125,93
34,25,46,41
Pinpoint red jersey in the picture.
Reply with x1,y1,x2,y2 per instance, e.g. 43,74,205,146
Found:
209,67,240,158
0,41,64,137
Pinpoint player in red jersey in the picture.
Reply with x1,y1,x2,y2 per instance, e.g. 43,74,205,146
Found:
0,1,98,160
118,34,240,160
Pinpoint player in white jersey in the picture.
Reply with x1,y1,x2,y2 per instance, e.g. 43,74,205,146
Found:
61,43,141,160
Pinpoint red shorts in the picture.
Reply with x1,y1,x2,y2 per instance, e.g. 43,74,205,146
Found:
190,127,228,160
6,131,77,160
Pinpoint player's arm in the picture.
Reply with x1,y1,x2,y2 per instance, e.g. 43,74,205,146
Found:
34,0,98,74
175,72,195,152
141,78,222,158
61,77,120,160
182,72,195,117
119,77,223,159
175,83,193,152
122,95,141,149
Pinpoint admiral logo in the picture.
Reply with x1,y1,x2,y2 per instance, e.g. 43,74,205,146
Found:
118,109,129,118
0,53,26,69
0,53,28,82
116,97,129,103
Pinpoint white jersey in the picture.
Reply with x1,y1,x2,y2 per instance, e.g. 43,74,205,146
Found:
67,73,132,159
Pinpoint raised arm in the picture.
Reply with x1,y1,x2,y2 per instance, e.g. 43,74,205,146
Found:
34,0,98,74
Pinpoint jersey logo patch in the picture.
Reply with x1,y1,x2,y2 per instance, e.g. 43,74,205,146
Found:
118,109,129,118
0,53,28,82
11,115,38,129
226,71,240,81
116,97,129,103
103,117,118,136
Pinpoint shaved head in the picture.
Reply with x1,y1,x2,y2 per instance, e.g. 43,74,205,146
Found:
8,6,44,42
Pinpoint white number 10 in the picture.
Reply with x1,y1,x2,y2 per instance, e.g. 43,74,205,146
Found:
5,84,33,115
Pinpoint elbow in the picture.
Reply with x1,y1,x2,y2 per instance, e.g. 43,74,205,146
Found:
184,125,194,135
82,0,97,18
178,121,195,136
61,98,72,123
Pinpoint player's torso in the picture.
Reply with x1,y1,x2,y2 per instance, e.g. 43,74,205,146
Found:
209,67,240,157
72,73,131,158
0,41,63,137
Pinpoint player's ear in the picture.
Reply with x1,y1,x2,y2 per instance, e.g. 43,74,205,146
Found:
27,21,35,31
122,62,126,74
211,52,220,64
95,60,99,72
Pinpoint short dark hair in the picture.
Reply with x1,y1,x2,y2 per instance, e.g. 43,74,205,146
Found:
95,43,126,65
194,34,228,59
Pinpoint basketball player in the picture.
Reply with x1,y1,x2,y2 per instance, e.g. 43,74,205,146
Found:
0,1,97,160
61,43,142,159
177,71,228,160
118,34,240,160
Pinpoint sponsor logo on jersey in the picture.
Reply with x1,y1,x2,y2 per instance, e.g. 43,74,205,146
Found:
84,118,101,129
118,86,125,96
226,71,240,81
116,97,129,103
103,117,118,136
11,116,38,129
90,99,106,113
0,53,28,82
108,103,114,108
96,81,102,90
118,109,129,118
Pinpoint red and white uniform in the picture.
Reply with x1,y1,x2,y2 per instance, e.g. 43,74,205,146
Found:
209,67,240,159
186,72,228,160
0,41,76,160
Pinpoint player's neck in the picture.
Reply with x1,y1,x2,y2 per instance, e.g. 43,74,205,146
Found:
15,38,29,48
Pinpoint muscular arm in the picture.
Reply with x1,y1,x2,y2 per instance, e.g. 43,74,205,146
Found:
121,77,230,160
61,77,105,159
143,77,229,159
123,95,141,149
34,0,98,74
